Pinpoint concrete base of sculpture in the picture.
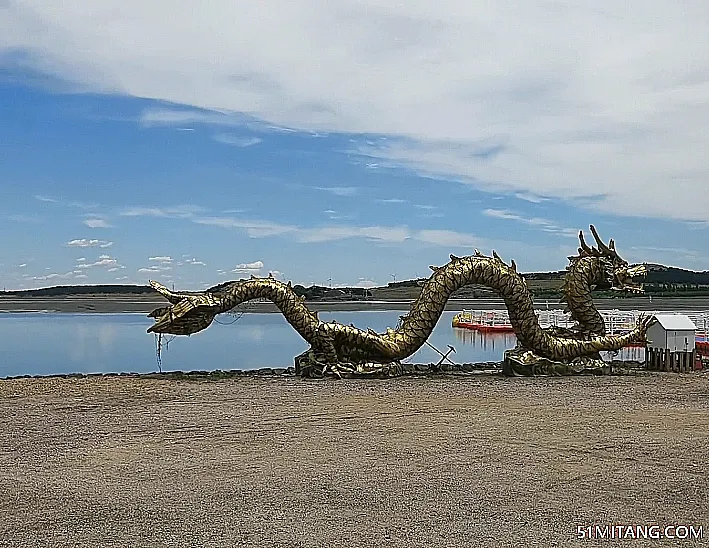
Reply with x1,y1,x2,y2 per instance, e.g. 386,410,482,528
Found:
502,347,610,376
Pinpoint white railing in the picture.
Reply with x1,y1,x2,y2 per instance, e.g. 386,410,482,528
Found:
456,308,709,339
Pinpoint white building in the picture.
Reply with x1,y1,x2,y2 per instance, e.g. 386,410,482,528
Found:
646,314,697,352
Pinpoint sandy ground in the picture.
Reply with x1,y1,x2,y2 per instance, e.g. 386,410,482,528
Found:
1,373,707,547
2,295,709,313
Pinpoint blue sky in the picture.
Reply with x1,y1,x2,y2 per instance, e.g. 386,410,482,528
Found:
1,2,708,290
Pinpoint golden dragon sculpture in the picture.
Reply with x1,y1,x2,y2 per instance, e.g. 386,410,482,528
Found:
146,225,652,377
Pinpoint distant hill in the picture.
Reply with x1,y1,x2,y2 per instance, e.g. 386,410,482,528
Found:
3,264,709,299
0,284,157,297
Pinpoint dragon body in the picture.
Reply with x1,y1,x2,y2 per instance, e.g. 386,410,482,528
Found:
147,225,651,377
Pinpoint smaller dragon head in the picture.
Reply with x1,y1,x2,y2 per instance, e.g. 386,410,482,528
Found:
577,225,646,294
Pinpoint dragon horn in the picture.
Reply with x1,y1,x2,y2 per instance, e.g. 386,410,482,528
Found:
589,224,613,255
578,231,595,255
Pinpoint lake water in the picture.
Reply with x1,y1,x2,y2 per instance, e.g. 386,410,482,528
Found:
0,311,524,378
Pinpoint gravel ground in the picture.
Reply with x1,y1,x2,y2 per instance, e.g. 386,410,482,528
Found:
1,373,707,547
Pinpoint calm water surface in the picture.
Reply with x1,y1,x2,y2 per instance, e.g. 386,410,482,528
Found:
0,311,523,378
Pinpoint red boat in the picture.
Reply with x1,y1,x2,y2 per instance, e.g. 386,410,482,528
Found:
452,311,514,332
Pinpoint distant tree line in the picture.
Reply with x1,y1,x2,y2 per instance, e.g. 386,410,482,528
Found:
4,265,709,298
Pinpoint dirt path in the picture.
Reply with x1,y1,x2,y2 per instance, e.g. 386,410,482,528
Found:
1,373,707,547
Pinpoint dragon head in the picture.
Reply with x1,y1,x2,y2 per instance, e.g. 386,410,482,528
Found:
146,280,220,335
577,225,646,294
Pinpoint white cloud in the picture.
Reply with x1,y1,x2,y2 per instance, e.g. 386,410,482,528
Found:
149,256,173,262
76,257,119,269
29,272,74,281
33,194,97,209
297,225,410,243
196,212,492,248
120,205,204,218
139,108,250,127
232,260,264,274
83,218,111,228
482,209,577,238
375,198,407,204
17,263,27,268
213,134,263,147
65,239,113,248
138,263,171,273
185,258,206,266
416,229,483,248
194,216,297,237
315,187,358,197
33,195,57,203
515,192,548,204
355,278,377,288
6,2,708,221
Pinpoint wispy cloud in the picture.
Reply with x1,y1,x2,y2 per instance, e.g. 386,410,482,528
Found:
119,205,204,218
194,216,296,237
194,214,486,247
515,192,548,204
482,209,577,238
139,107,298,134
355,278,377,288
5,213,41,223
83,218,111,228
416,230,484,248
75,255,119,269
375,198,407,204
139,107,250,128
322,209,353,221
232,260,264,274
7,3,709,222
149,256,173,263
213,134,263,147
185,257,206,266
315,187,358,197
33,195,98,209
28,272,74,281
65,239,114,248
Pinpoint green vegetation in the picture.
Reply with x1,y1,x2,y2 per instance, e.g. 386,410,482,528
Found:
3,264,709,300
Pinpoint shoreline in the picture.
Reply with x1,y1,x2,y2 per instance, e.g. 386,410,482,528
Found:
0,359,648,382
3,295,709,314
